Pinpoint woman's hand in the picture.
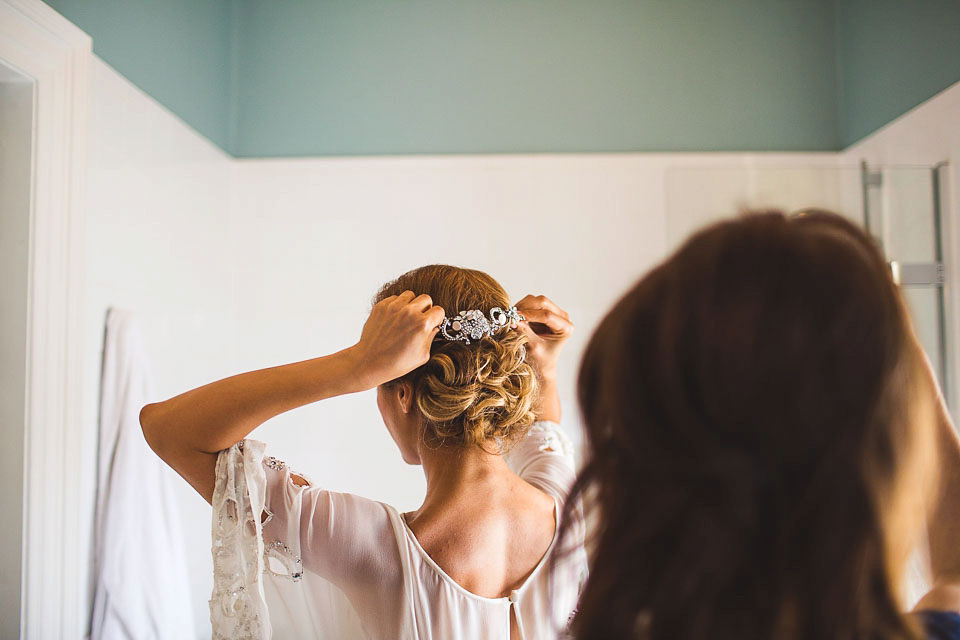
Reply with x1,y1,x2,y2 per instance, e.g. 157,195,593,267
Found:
515,294,574,381
350,291,446,388
515,295,573,423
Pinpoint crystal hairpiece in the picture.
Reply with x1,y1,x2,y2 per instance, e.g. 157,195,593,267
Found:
438,306,524,345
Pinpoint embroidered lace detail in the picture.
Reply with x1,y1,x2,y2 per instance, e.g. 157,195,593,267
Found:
265,540,303,581
264,456,285,471
527,422,574,457
210,440,271,639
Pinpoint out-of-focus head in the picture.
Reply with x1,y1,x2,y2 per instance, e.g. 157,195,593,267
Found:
373,265,538,463
568,210,937,640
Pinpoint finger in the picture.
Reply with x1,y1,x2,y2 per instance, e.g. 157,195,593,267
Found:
391,290,416,307
425,305,446,329
515,294,539,310
520,307,574,336
515,294,570,323
514,321,538,343
410,293,434,312
539,298,572,325
532,295,568,320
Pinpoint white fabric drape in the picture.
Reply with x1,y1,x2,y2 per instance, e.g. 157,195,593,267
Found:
91,308,196,639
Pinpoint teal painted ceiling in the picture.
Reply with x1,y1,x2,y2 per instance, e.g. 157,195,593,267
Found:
44,0,960,157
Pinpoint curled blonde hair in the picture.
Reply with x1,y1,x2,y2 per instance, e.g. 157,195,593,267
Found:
374,265,539,451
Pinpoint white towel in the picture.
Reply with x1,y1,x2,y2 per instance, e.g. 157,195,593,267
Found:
91,308,196,639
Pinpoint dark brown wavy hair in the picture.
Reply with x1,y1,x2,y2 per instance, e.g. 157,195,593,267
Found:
562,210,934,640
374,265,539,451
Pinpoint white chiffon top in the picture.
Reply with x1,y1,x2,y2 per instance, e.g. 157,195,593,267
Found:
210,421,587,640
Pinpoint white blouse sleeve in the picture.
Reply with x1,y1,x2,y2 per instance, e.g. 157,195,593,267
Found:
503,420,577,500
210,439,402,639
258,450,402,594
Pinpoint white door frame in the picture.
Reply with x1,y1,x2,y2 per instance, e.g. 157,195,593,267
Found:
0,0,89,636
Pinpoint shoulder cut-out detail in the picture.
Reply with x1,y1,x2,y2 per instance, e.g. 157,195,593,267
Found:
265,540,303,582
289,473,310,488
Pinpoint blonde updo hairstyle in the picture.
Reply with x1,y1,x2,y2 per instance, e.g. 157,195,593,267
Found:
374,265,539,452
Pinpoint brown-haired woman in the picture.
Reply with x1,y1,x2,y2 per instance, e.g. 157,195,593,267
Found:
141,265,586,639
565,210,960,640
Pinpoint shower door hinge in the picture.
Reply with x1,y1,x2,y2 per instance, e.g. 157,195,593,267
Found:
889,261,944,287
863,171,883,188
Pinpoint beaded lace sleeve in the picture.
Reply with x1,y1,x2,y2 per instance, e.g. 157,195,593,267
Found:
210,439,272,640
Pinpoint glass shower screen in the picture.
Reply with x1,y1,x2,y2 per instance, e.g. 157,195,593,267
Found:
862,162,952,408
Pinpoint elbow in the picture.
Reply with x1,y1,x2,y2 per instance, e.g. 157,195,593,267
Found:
140,402,207,459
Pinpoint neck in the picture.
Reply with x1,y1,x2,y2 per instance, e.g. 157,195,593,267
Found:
414,440,513,514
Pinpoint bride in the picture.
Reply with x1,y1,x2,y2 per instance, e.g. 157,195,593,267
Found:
140,265,586,639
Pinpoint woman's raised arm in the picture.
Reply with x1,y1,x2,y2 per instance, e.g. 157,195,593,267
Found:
914,343,960,613
140,291,444,503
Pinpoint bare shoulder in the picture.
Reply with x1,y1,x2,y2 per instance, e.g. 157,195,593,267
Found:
506,479,559,570
408,476,557,598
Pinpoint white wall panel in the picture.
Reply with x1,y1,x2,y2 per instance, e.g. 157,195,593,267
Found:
229,151,842,514
83,57,233,639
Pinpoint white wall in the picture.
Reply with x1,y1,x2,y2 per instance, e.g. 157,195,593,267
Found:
229,151,850,513
82,57,234,638
230,154,673,508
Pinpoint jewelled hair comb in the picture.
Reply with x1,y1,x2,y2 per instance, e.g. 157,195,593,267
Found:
437,306,524,344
